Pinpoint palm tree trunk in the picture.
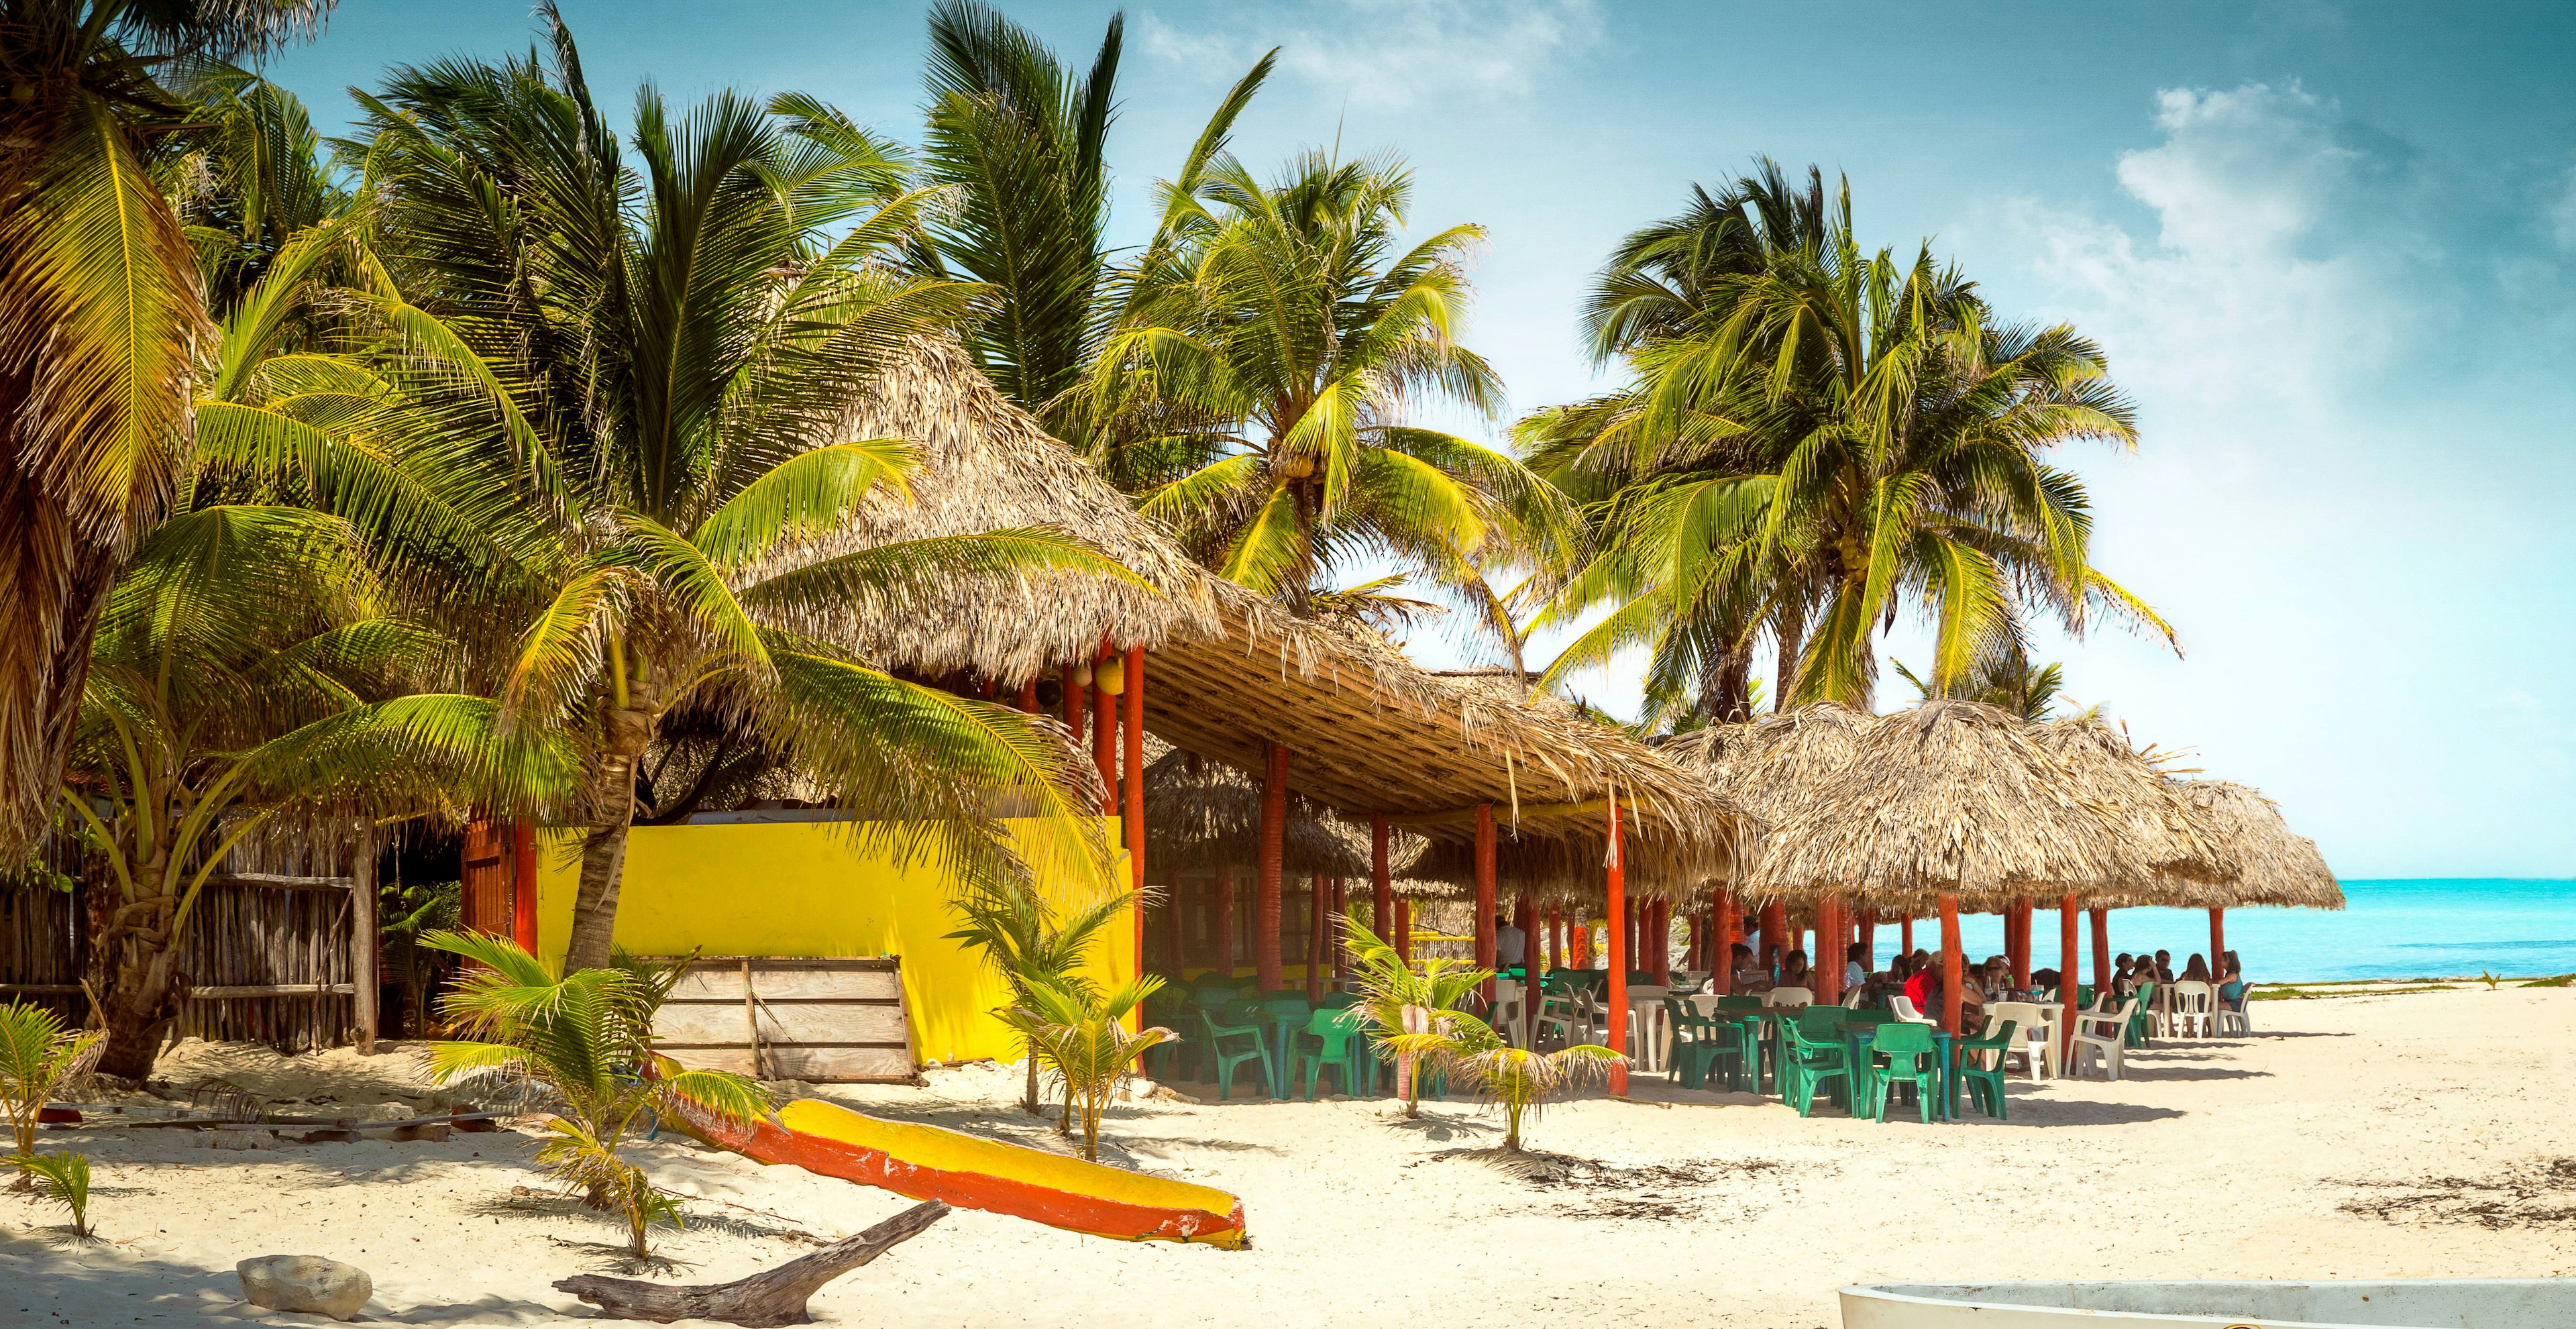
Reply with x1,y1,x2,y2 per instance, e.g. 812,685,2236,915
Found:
564,697,658,973
1699,639,1754,723
1772,598,1807,712
91,872,186,1080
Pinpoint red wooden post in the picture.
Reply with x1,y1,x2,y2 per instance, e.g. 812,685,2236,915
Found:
1650,900,1670,983
1371,814,1393,945
510,820,538,953
1091,642,1116,810
1305,876,1325,1002
1713,888,1736,995
1216,869,1237,975
1124,646,1146,1006
1686,913,1705,972
2090,907,2112,992
1331,878,1348,981
1902,916,1915,956
1473,802,1497,1001
2061,894,2082,1063
1858,908,1876,971
1814,896,1841,1002
1568,916,1591,969
1939,894,1964,1036
1513,895,1536,973
1395,898,1412,963
2209,907,2227,978
1762,900,1788,971
1256,742,1288,993
1546,906,1563,970
1018,677,1039,712
1605,798,1628,1095
2011,896,2032,992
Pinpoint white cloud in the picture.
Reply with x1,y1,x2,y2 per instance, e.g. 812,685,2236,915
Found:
1140,0,1602,111
2548,165,2576,251
2014,83,2419,413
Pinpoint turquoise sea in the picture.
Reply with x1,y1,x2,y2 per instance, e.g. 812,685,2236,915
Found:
1892,879,2576,984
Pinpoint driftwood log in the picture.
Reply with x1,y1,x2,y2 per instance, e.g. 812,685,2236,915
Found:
553,1201,948,1327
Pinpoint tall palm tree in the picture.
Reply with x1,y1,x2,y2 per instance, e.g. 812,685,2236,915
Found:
354,11,1132,972
917,0,1273,456
0,0,333,857
1084,150,1568,612
1532,172,2171,714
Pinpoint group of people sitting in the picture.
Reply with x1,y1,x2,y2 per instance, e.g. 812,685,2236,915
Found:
1711,940,2250,1023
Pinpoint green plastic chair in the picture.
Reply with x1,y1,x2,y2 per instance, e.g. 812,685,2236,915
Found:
1297,1007,1370,1099
1776,1012,1851,1117
1668,998,1737,1090
1863,1021,1939,1123
1199,1000,1275,1101
1955,1018,2017,1120
2125,982,2156,1048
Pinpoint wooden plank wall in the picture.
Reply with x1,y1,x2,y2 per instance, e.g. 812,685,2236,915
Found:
649,957,916,1083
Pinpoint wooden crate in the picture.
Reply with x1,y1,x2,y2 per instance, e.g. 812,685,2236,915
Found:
647,957,915,1083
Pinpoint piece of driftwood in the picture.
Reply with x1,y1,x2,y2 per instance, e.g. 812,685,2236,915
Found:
553,1201,947,1327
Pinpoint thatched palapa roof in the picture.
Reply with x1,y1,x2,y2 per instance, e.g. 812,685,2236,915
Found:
1742,700,2229,914
796,335,1215,685
2174,780,2343,910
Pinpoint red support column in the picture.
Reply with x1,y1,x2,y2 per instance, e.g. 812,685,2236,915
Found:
1568,917,1591,969
2090,907,2112,992
1858,908,1876,972
1761,900,1788,971
2209,907,2227,978
1124,647,1146,1004
1371,814,1393,945
1305,876,1324,1002
1216,869,1238,975
510,820,538,953
1546,906,1563,970
1713,889,1737,995
1256,742,1288,994
2011,897,2033,992
1091,642,1116,809
1815,896,1841,1002
2061,893,2082,1063
1686,913,1705,973
1018,678,1039,712
1394,898,1412,963
1513,895,1536,972
1605,798,1628,1095
1939,894,1964,1036
1902,916,1915,956
1330,878,1348,983
1473,802,1497,1001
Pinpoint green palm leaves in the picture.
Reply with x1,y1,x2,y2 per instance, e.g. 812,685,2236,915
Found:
998,975,1171,1163
1087,152,1568,610
1530,164,2173,717
422,931,768,1259
1,1000,101,1163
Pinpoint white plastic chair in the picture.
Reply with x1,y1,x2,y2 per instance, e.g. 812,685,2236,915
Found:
1489,978,1526,1048
1627,984,1670,1071
1985,1000,2057,1079
2214,981,2253,1036
1536,987,1589,1050
1889,994,1935,1025
2068,996,2139,1079
1762,986,1813,1009
2167,980,2216,1037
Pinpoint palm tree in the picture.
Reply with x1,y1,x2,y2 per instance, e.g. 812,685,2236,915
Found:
1341,914,1490,1118
1084,150,1568,613
999,974,1170,1161
1532,171,2171,714
422,931,767,1259
1894,645,2079,722
0,0,334,857
1,1000,100,1168
945,879,1136,1120
1379,1027,1621,1153
352,12,1136,971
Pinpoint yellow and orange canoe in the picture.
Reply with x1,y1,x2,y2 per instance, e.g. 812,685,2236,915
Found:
667,1094,1246,1248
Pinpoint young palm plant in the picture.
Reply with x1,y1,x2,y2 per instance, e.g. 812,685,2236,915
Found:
945,878,1135,1122
1380,1024,1623,1154
352,14,1134,971
1,1000,101,1175
1340,914,1491,1118
1000,975,1171,1162
422,930,769,1261
15,1151,95,1237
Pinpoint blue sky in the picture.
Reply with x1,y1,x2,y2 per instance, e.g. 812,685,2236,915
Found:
260,1,2576,879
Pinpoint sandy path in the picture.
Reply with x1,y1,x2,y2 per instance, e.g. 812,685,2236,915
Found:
7,987,2572,1328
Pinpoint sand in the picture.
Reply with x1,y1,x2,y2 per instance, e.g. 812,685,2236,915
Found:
7,985,2573,1328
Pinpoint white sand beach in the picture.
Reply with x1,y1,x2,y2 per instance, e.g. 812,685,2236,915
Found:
8,985,2572,1329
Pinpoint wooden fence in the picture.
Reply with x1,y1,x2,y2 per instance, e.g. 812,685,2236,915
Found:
0,820,377,1055
648,957,916,1083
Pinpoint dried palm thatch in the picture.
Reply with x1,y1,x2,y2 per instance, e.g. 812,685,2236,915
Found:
1743,700,2231,914
1662,704,1876,831
2173,780,2343,909
1143,749,1459,896
1144,593,1741,878
769,335,1215,684
2028,714,2235,902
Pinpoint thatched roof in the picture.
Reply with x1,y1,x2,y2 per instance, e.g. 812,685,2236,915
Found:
2174,780,2344,909
1142,592,1742,879
1741,700,2228,912
1144,749,1462,895
790,335,1215,686
2027,714,2234,901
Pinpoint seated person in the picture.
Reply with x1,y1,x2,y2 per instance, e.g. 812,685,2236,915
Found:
2218,951,2247,1010
1776,949,1813,991
1843,943,1868,995
2182,953,2214,984
2152,949,2176,983
1728,942,1770,993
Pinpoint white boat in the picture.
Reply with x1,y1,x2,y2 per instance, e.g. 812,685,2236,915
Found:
1841,1279,2573,1328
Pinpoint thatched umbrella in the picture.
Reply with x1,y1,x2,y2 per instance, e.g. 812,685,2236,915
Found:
2171,779,2343,978
1744,700,2237,1030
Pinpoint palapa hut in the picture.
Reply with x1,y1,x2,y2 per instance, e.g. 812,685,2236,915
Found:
1743,700,2235,1031
2170,779,2343,984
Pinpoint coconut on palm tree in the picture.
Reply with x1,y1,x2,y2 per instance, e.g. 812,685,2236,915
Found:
351,14,1140,971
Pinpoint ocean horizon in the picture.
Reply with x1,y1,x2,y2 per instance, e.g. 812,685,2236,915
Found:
1880,878,2576,985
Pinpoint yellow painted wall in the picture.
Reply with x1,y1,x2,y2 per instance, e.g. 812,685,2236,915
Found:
533,820,1133,1066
